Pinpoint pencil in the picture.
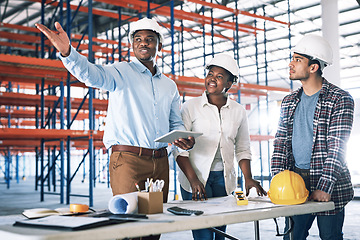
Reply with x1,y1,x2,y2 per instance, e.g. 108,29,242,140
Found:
135,183,141,192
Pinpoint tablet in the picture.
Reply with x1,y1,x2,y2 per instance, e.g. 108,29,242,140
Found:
154,130,203,143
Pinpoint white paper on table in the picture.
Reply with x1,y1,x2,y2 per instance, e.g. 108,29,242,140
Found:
108,192,138,214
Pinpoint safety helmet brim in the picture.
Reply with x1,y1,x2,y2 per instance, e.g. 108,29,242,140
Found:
205,53,240,83
292,34,333,70
128,18,164,44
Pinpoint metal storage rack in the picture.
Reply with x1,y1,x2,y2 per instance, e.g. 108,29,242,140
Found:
0,0,292,204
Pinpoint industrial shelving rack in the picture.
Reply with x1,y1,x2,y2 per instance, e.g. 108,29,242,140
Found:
0,0,292,205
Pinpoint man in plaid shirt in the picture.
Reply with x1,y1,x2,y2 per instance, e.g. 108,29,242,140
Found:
271,34,354,240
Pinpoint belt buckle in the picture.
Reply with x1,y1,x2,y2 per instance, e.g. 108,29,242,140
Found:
152,148,163,158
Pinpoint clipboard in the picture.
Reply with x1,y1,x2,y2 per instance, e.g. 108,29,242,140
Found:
13,215,123,231
154,130,203,143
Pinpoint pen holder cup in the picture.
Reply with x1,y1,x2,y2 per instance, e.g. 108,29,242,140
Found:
138,191,163,214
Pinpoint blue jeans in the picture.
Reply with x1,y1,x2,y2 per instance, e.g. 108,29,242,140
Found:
283,209,345,240
181,171,227,240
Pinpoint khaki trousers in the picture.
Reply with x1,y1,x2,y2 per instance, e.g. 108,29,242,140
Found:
109,151,169,202
109,151,169,240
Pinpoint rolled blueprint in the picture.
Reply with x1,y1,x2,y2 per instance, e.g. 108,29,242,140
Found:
108,192,138,214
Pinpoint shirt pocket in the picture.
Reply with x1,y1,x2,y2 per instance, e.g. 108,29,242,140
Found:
192,117,211,136
222,120,238,143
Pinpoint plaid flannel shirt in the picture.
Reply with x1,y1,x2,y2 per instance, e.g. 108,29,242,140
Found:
271,78,354,215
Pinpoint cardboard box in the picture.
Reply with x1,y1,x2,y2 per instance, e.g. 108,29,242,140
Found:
138,191,163,214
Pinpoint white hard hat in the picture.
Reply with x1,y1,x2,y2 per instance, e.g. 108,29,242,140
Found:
128,18,164,44
205,53,240,83
292,34,333,70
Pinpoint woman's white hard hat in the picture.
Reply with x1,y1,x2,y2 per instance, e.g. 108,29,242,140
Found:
128,18,164,44
292,34,333,70
206,53,240,82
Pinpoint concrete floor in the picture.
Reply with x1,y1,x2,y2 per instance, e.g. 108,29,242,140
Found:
1,178,359,239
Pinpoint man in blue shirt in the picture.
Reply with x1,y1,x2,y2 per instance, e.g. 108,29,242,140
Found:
36,18,194,208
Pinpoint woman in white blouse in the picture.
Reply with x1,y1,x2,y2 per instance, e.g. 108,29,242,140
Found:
175,54,267,240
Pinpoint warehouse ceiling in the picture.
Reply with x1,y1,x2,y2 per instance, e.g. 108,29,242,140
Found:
1,0,360,101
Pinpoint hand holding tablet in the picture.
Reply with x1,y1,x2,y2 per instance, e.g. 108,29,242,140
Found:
154,130,202,143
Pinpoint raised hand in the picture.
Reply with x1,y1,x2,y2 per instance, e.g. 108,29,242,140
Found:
35,22,71,57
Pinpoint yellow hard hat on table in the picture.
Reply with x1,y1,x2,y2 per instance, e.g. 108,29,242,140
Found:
268,170,309,205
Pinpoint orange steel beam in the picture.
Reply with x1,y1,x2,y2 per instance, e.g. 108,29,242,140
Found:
1,22,127,53
0,92,108,111
2,67,281,99
178,92,201,98
239,83,290,93
176,83,267,97
185,0,289,26
172,75,204,84
239,11,290,27
5,2,231,50
0,92,62,108
0,140,43,147
250,134,275,141
0,75,84,88
1,81,37,90
0,108,106,120
15,3,180,51
27,0,119,19
0,41,37,51
0,31,45,45
26,0,180,58
70,32,121,46
0,22,39,33
0,147,37,153
160,22,233,41
1,22,130,56
177,88,274,103
0,67,242,95
228,88,267,97
0,27,171,59
72,41,173,56
69,140,105,148
74,42,117,55
0,53,64,68
0,119,36,127
96,0,261,34
177,86,204,94
0,30,125,57
0,139,105,148
0,108,39,119
0,128,104,140
1,109,36,119
26,0,244,39
1,80,65,90
170,75,290,93
1,39,124,61
0,64,68,79
5,1,244,53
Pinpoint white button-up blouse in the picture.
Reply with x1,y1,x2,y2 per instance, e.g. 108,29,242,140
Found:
177,92,252,195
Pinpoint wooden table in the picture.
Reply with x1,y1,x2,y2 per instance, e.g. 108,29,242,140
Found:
0,196,334,240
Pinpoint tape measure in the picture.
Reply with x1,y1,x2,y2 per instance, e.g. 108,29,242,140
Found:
69,203,89,213
235,191,248,205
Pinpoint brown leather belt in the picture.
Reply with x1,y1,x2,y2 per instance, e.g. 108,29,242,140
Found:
111,145,167,158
